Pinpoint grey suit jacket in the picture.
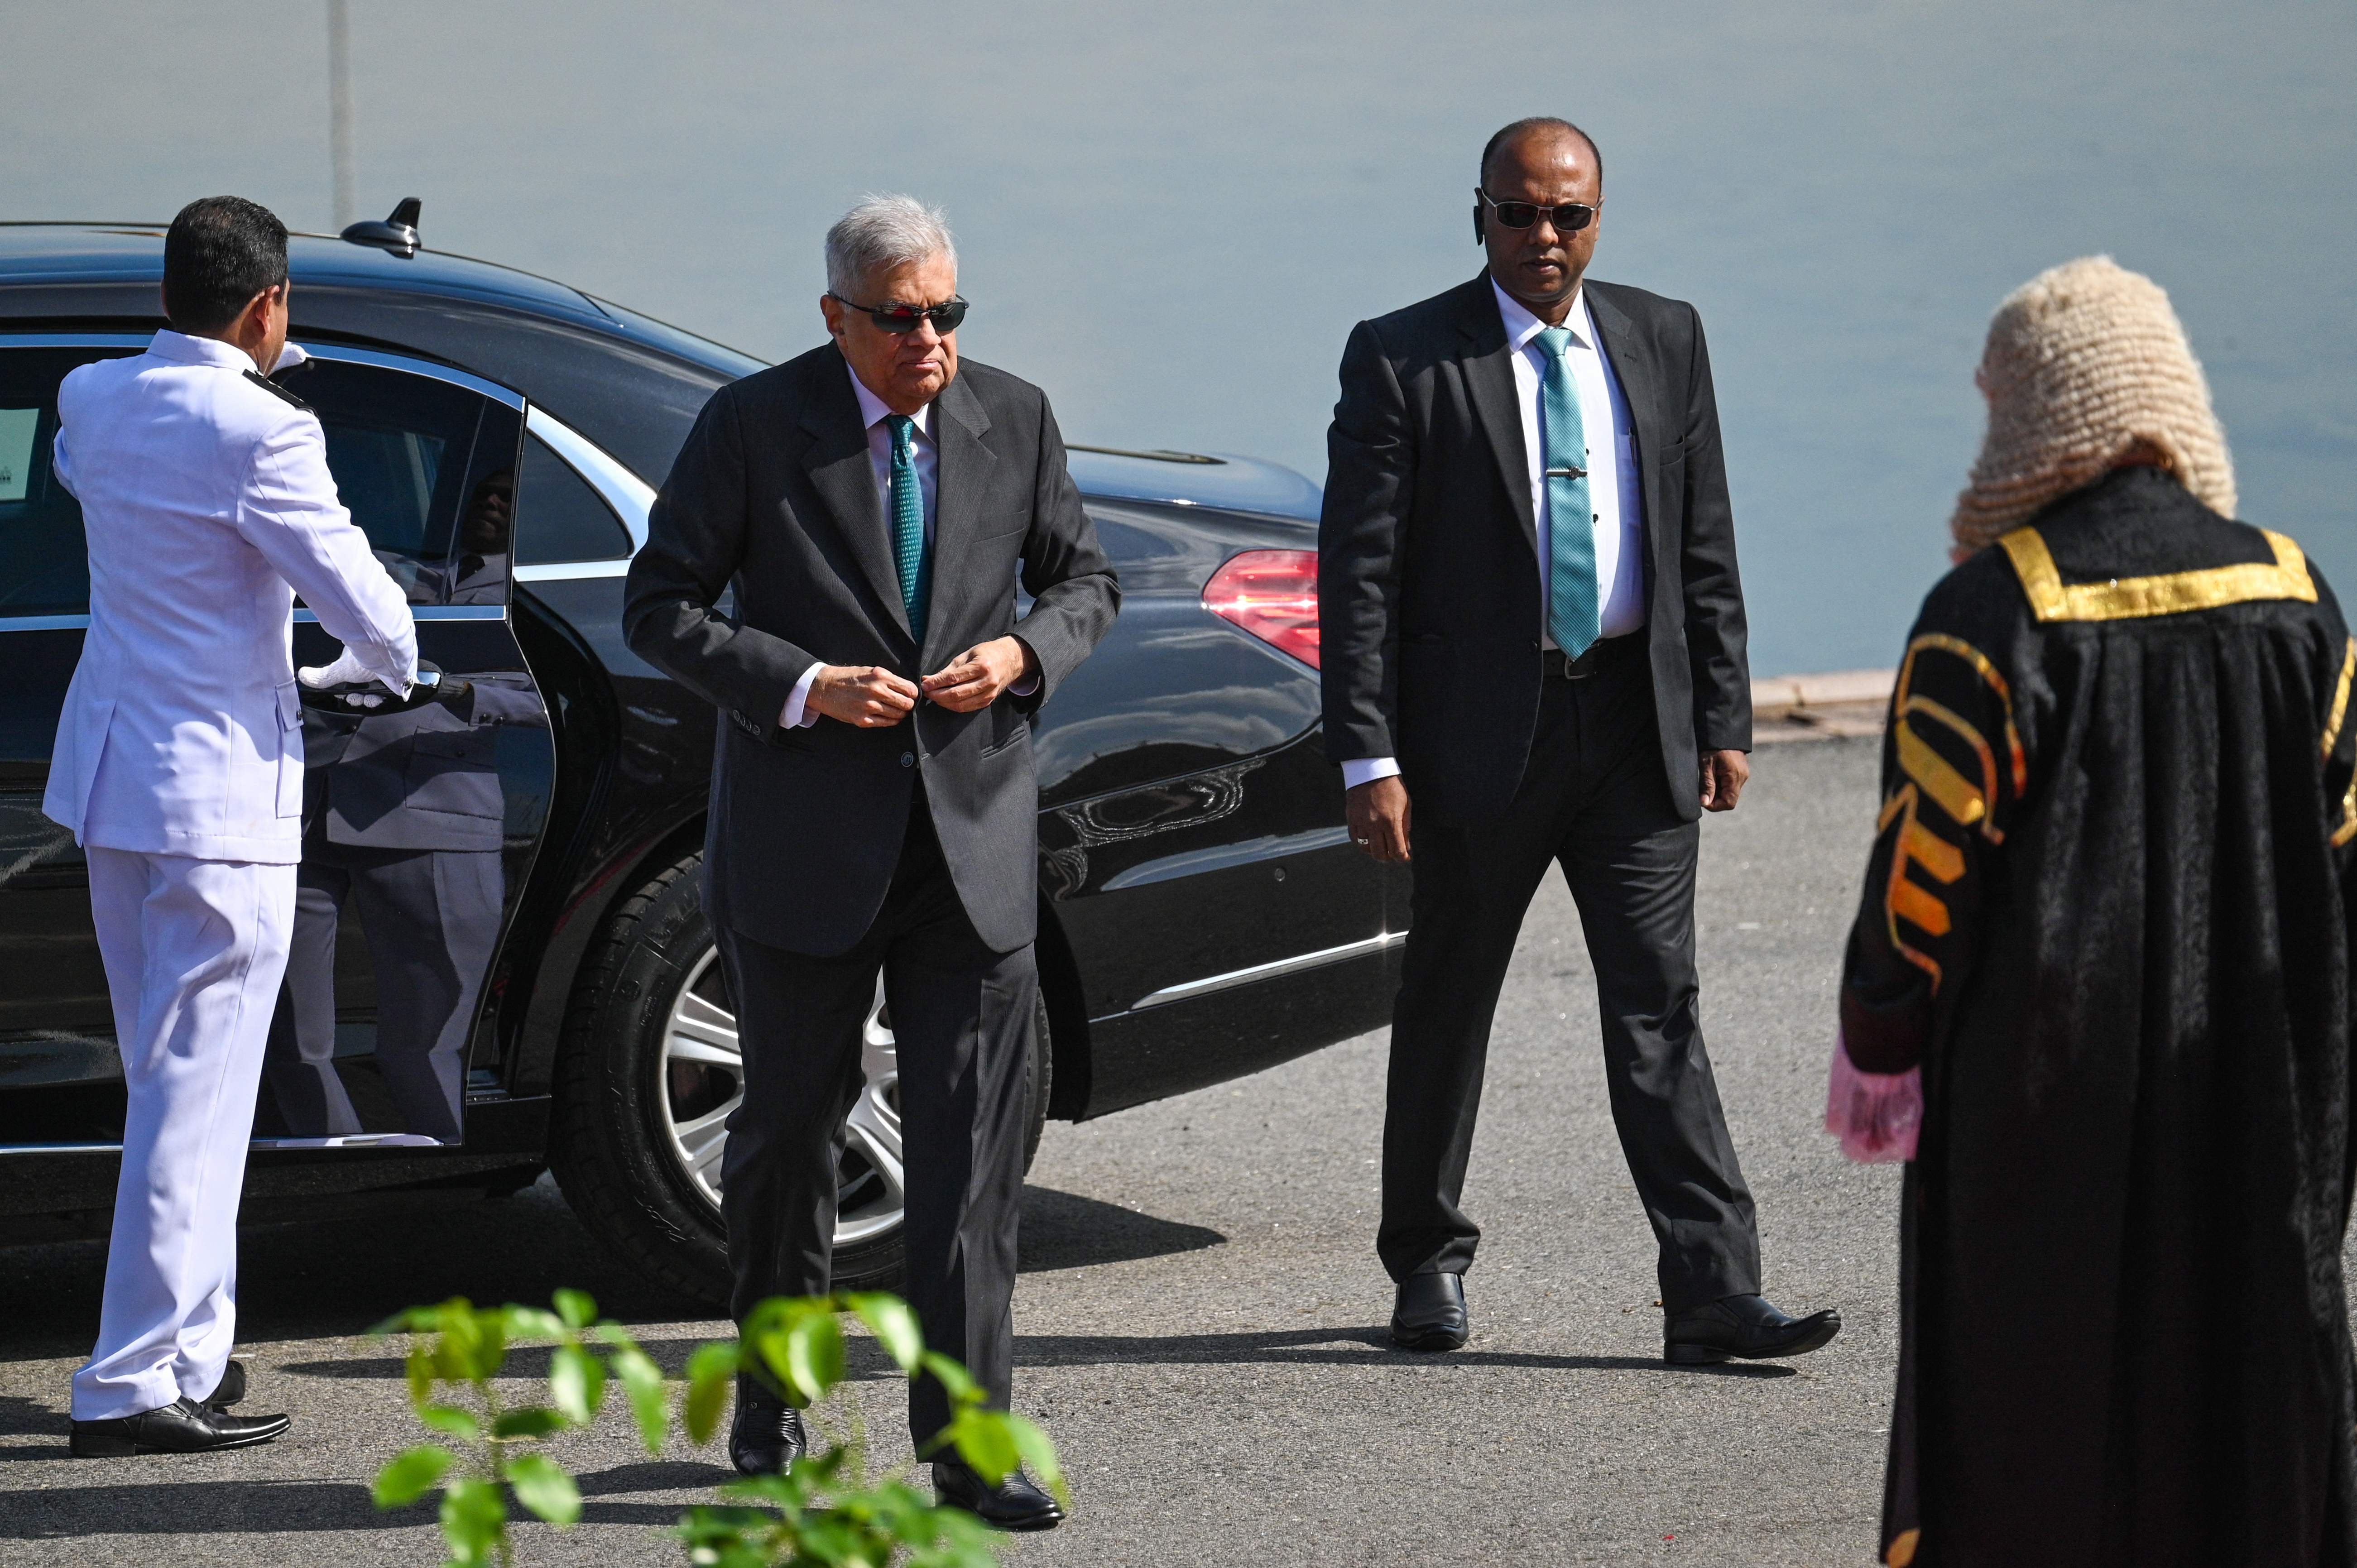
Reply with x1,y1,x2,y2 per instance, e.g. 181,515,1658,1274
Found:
623,345,1119,956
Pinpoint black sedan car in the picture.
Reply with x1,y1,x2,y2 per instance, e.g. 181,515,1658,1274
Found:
0,218,1405,1303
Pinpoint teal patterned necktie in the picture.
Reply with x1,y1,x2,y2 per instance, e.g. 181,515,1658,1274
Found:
885,413,929,641
1536,325,1599,657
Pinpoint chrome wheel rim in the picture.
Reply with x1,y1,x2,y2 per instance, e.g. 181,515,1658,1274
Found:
658,949,905,1247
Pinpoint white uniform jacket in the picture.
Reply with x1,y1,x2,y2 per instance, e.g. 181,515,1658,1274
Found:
42,331,417,864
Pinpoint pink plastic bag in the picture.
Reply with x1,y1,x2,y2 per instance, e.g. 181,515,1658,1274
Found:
1824,1031,1921,1164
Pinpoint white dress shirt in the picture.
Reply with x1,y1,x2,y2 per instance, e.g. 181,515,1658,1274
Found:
1340,281,1647,792
781,361,1032,728
43,330,418,862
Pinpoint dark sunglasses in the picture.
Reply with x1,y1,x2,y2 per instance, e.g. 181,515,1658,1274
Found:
829,293,970,334
1477,189,1597,233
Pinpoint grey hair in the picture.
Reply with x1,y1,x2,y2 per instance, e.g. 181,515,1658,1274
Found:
824,193,956,299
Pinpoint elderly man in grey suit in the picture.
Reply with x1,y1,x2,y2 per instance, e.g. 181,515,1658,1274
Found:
624,195,1116,1530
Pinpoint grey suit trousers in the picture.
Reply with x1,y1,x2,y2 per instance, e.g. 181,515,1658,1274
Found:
1378,637,1761,1311
713,790,1034,1446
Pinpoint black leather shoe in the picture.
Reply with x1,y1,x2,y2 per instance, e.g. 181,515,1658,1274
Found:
933,1457,1063,1531
1391,1271,1469,1351
1664,1294,1841,1365
728,1376,807,1477
70,1397,289,1457
202,1359,246,1410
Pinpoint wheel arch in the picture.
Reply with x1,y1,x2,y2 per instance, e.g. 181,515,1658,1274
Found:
1033,898,1092,1121
514,807,708,1098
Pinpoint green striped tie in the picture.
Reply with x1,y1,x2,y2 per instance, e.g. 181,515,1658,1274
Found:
885,413,929,641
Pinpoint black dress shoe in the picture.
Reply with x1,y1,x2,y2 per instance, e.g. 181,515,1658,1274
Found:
202,1359,246,1410
728,1376,808,1477
1391,1271,1469,1352
933,1457,1063,1531
1664,1294,1842,1365
70,1397,289,1457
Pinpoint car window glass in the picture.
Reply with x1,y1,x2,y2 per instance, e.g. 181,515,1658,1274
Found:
0,346,137,618
0,408,38,501
273,358,521,605
515,433,629,564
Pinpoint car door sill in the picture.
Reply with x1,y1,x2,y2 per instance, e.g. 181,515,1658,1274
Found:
0,1133,448,1155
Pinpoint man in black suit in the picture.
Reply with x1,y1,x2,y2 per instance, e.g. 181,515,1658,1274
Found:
624,195,1117,1530
1319,118,1838,1364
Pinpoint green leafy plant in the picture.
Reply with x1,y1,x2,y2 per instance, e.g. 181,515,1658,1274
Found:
675,1292,1066,1568
369,1289,1063,1568
370,1288,668,1567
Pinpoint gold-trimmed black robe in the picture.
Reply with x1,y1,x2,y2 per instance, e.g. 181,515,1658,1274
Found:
1840,466,2357,1567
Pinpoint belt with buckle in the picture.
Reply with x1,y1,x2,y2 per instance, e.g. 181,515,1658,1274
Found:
1543,635,1640,681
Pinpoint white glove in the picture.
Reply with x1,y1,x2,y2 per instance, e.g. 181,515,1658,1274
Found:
299,647,408,709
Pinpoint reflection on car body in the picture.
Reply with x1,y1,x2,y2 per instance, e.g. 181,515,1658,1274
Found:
264,669,549,1143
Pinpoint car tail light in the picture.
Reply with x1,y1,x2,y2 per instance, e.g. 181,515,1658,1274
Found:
1203,549,1320,670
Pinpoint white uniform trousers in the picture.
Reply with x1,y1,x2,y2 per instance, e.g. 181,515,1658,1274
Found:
71,848,295,1420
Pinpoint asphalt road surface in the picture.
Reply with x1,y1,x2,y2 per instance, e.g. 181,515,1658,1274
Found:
0,736,1913,1565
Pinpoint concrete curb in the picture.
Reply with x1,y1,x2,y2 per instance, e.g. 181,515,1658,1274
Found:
1753,668,1892,743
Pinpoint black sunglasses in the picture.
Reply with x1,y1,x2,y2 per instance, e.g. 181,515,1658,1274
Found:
829,294,970,334
1476,189,1597,233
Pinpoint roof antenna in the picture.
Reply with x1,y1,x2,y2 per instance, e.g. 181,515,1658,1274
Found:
341,197,421,259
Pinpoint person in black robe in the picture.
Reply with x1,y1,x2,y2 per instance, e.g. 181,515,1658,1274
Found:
1832,256,2357,1566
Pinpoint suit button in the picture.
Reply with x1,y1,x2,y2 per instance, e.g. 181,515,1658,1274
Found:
901,752,915,767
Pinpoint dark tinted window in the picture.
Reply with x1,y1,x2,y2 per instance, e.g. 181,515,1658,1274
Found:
273,358,523,605
281,296,734,487
0,346,136,616
515,434,629,564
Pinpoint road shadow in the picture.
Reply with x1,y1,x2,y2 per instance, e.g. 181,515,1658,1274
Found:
1018,1186,1224,1273
2,1178,1225,1367
283,1336,718,1383
1013,1326,1798,1379
0,1178,712,1363
0,1393,59,1439
572,1458,738,1496
284,1334,910,1385
0,1477,401,1536
0,1453,759,1539
0,1472,698,1537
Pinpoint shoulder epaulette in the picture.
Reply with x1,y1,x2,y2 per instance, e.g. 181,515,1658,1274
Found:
243,369,312,412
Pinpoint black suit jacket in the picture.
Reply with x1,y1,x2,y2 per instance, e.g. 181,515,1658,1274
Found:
623,345,1119,956
1318,274,1750,825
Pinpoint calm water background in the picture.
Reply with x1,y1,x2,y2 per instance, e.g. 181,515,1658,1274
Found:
12,2,2352,674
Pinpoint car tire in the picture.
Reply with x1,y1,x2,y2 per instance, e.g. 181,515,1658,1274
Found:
550,849,1051,1309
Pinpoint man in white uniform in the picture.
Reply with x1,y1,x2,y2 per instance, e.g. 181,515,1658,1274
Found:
46,196,416,1456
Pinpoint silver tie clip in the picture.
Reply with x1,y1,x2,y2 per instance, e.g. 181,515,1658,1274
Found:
1545,466,1588,480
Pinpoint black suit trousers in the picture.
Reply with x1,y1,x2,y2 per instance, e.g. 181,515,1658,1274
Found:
1380,639,1761,1311
713,791,1033,1445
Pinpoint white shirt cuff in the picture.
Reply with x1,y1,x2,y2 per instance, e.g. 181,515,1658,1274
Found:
1011,671,1040,698
1341,757,1401,791
781,664,823,729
